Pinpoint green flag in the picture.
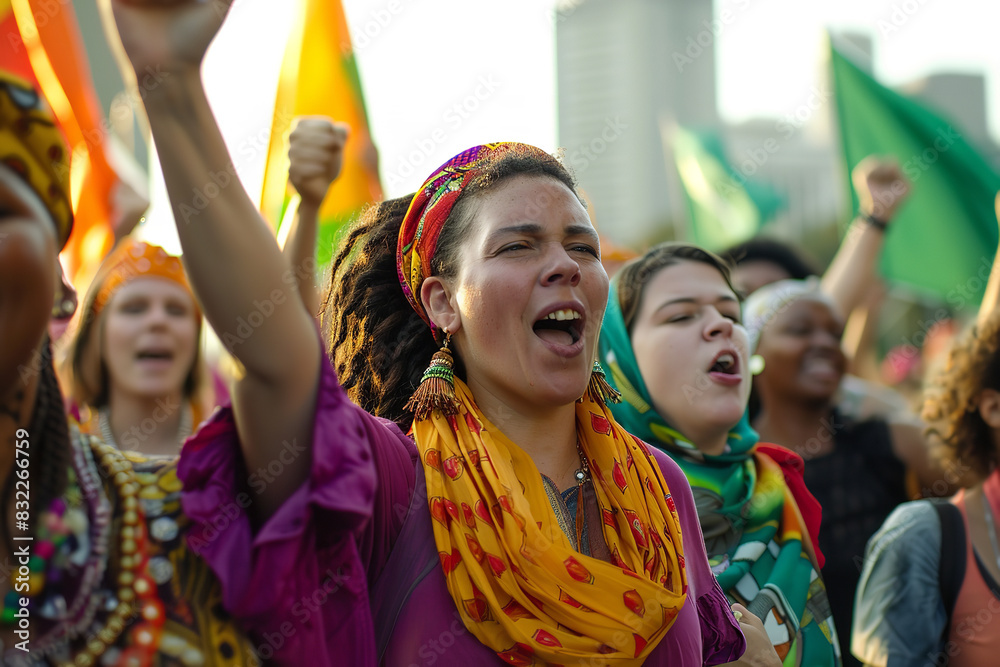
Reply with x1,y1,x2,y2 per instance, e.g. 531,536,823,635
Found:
669,124,764,251
831,44,1000,304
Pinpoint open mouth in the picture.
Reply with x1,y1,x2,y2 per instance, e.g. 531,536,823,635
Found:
708,351,740,377
802,355,841,379
136,348,174,363
532,308,584,347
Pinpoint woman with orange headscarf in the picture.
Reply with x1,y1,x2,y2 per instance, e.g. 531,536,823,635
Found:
0,67,271,665
63,238,210,456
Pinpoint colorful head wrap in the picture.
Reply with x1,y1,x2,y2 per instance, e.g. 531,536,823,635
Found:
599,276,837,664
89,239,198,320
396,142,554,335
0,71,72,249
743,277,834,352
401,146,695,663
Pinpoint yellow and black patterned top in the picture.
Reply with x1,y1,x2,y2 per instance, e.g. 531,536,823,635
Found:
2,426,258,667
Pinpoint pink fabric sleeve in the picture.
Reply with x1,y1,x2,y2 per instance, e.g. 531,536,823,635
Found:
177,345,416,666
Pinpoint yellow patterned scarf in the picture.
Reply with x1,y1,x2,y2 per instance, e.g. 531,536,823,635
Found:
413,379,688,665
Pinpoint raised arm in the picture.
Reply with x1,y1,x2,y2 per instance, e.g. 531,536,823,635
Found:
106,0,318,520
282,117,348,318
821,157,911,318
976,192,1000,326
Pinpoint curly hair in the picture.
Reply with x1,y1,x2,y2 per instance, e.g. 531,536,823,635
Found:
616,242,741,333
321,147,579,431
922,310,1000,479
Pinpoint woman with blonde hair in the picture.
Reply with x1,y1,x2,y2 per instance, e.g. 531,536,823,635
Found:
63,238,210,455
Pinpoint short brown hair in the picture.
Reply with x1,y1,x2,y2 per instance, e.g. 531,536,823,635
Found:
615,242,741,332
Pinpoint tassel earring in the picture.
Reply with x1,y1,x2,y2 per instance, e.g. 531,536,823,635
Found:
583,360,622,407
405,329,461,421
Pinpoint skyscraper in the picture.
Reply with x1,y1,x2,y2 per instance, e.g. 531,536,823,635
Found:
556,0,719,245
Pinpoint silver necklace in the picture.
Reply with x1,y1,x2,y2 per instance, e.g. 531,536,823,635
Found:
980,490,1000,571
98,404,193,451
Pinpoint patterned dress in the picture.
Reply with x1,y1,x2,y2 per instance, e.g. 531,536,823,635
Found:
2,426,257,666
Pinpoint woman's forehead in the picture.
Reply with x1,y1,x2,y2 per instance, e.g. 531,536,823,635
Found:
772,296,840,325
476,176,586,220
110,277,195,302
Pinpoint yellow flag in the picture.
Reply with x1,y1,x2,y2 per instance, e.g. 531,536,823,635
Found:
261,0,383,267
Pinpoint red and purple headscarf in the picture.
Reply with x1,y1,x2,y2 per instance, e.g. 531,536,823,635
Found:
396,142,554,336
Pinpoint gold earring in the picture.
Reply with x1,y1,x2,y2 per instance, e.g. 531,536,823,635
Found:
405,329,460,421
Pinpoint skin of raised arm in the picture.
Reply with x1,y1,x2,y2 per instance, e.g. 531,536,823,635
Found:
821,157,911,318
976,192,1000,326
841,280,886,380
282,118,348,318
107,0,319,521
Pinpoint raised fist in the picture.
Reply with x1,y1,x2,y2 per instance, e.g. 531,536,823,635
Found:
287,118,349,207
852,156,912,223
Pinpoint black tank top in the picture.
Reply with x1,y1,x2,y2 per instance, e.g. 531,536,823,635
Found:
801,411,907,667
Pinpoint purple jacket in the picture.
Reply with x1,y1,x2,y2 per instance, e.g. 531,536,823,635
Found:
178,351,745,665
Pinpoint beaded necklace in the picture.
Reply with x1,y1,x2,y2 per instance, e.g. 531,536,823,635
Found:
98,405,193,452
0,436,165,667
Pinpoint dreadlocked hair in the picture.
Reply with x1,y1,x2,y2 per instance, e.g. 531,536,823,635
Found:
923,309,1000,480
322,146,579,432
2,336,70,546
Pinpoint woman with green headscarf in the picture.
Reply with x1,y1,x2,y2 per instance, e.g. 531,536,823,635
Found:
599,243,840,666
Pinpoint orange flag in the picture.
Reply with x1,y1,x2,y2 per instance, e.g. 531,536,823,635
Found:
260,0,383,267
6,0,119,284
